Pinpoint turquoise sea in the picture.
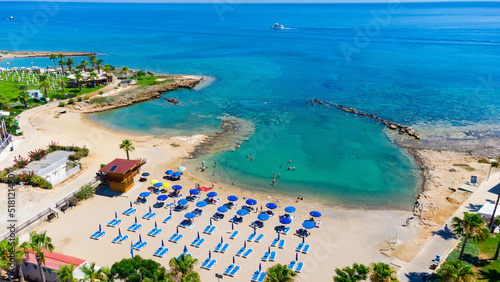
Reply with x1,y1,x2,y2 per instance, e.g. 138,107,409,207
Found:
1,2,500,209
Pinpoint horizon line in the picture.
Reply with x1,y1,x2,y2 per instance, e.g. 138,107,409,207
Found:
4,0,500,3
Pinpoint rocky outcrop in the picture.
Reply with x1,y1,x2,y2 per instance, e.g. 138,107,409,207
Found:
165,97,179,105
307,99,421,140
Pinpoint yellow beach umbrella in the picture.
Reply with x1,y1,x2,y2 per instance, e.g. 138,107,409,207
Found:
162,183,170,188
150,179,159,185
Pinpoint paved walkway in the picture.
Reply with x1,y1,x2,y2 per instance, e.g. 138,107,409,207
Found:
398,172,500,281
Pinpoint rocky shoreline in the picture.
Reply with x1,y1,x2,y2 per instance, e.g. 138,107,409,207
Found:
0,50,96,58
307,99,421,139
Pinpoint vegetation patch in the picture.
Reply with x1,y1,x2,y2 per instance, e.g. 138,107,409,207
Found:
170,143,180,147
453,163,476,171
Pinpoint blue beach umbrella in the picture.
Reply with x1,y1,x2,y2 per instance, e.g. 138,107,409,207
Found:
142,172,150,177
115,212,117,218
157,195,168,201
197,231,200,239
233,256,235,264
210,218,213,226
207,192,217,198
131,242,134,258
244,241,246,248
139,234,142,242
209,250,211,259
266,203,277,210
246,199,257,206
184,245,188,253
130,201,132,208
258,213,269,221
284,206,296,213
172,172,181,178
176,226,179,233
189,189,200,195
232,222,234,230
280,217,292,225
139,192,150,197
165,170,174,175
119,228,121,236
296,252,298,261
99,224,101,232
178,199,188,206
237,209,248,216
178,166,187,172
149,206,152,213
221,236,223,243
172,185,183,191
227,195,238,202
185,212,196,219
302,221,315,229
162,239,164,247
259,263,262,272
268,246,270,253
217,206,228,213
310,211,322,218
135,217,137,224
153,182,163,188
302,236,305,243
196,201,207,208
155,222,157,228
170,209,172,216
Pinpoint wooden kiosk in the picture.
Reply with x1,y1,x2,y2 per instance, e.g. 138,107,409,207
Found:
99,158,143,193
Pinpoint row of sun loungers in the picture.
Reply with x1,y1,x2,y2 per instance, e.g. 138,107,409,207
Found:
168,233,183,243
202,225,216,234
261,251,276,262
132,240,147,251
295,243,310,254
201,258,217,270
153,246,169,258
90,231,105,240
190,238,205,248
111,234,129,244
288,260,304,273
147,227,162,237
251,270,266,282
224,264,240,277
122,207,137,216
214,243,230,253
235,247,253,258
107,219,122,227
270,238,286,248
127,223,142,232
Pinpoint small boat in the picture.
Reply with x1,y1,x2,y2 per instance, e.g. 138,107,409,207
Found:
8,16,15,21
271,23,284,30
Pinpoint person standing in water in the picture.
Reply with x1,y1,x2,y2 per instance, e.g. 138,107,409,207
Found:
272,179,275,185
273,173,275,179
251,157,253,161
278,173,281,178
215,161,217,167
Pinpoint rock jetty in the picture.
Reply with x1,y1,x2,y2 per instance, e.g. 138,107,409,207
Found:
307,99,421,140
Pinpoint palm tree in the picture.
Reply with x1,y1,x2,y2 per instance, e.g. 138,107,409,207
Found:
60,79,66,96
100,267,115,282
179,272,200,282
81,262,102,282
59,59,66,73
74,73,85,93
452,212,489,260
370,263,398,282
49,54,58,69
55,263,75,282
333,263,369,282
39,74,51,99
168,254,198,278
25,231,54,282
95,58,105,74
265,263,296,282
437,260,475,282
88,54,97,68
119,139,135,160
121,66,130,74
66,58,75,72
58,53,66,60
14,84,30,108
0,238,28,282
89,72,99,88
80,60,89,72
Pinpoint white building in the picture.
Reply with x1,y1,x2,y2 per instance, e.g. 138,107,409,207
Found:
17,151,81,186
22,250,89,282
27,89,44,99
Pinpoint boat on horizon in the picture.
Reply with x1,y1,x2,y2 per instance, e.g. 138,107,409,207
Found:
8,16,15,20
271,23,284,30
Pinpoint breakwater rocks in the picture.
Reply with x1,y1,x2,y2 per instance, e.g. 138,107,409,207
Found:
307,99,421,140
165,97,179,105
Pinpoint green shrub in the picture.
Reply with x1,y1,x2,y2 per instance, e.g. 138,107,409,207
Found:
449,168,457,172
453,163,476,172
77,97,82,102
75,184,95,201
478,158,491,164
68,196,78,207
170,143,180,147
58,101,65,107
67,98,75,105
100,164,106,168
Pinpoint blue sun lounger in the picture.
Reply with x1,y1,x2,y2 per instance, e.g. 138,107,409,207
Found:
242,249,253,258
269,251,276,262
90,230,101,239
146,212,156,220
201,258,211,269
127,223,137,231
163,216,172,223
118,235,129,244
153,246,164,257
288,260,296,271
282,226,291,235
165,202,175,209
214,242,222,252
153,247,169,258
236,247,245,256
191,238,200,246
278,239,285,249
132,241,142,249
229,265,240,277
261,252,270,261
172,234,183,243
148,228,159,236
168,233,179,242
107,219,122,227
254,234,264,243
206,259,216,270
135,241,147,251
302,244,310,254
257,271,266,282
247,233,256,242
132,224,142,232
142,212,152,219
95,231,105,240
220,243,229,253
195,238,205,248
295,262,304,273
112,234,122,243
252,271,261,282
202,225,211,233
207,225,216,235
123,208,136,216
224,264,234,276
270,238,279,247
230,231,238,239
296,243,304,252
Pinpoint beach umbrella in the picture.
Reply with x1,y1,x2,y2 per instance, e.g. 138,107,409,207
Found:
170,209,172,216
221,236,223,243
284,206,296,213
207,192,217,198
162,239,164,247
178,166,187,172
233,256,235,264
130,201,132,208
237,209,249,216
172,172,181,178
139,192,150,198
172,185,183,191
163,183,170,188
268,246,270,253
142,172,150,177
165,170,174,175
302,221,315,229
115,212,117,218
209,250,211,259
296,252,298,261
135,217,137,224
259,263,262,272
302,237,305,243
150,180,158,185
197,231,200,239
266,203,277,210
244,241,246,248
227,195,238,202
196,201,207,208
153,182,163,188
184,245,188,253
139,234,142,242
155,222,157,228
99,224,101,232
258,213,269,221
210,218,213,226
232,222,234,230
178,199,188,206
217,206,228,213
185,212,196,219
278,232,280,240
149,206,152,213
310,211,322,217
119,228,121,236
280,217,292,225
131,242,134,258
246,199,257,206
189,189,200,195
157,195,168,201
176,226,179,233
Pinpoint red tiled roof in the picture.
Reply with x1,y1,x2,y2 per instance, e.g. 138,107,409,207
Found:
99,158,140,174
25,251,86,270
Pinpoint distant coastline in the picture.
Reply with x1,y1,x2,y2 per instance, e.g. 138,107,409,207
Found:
0,50,97,59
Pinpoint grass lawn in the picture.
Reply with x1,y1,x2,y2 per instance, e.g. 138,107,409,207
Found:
136,76,174,85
